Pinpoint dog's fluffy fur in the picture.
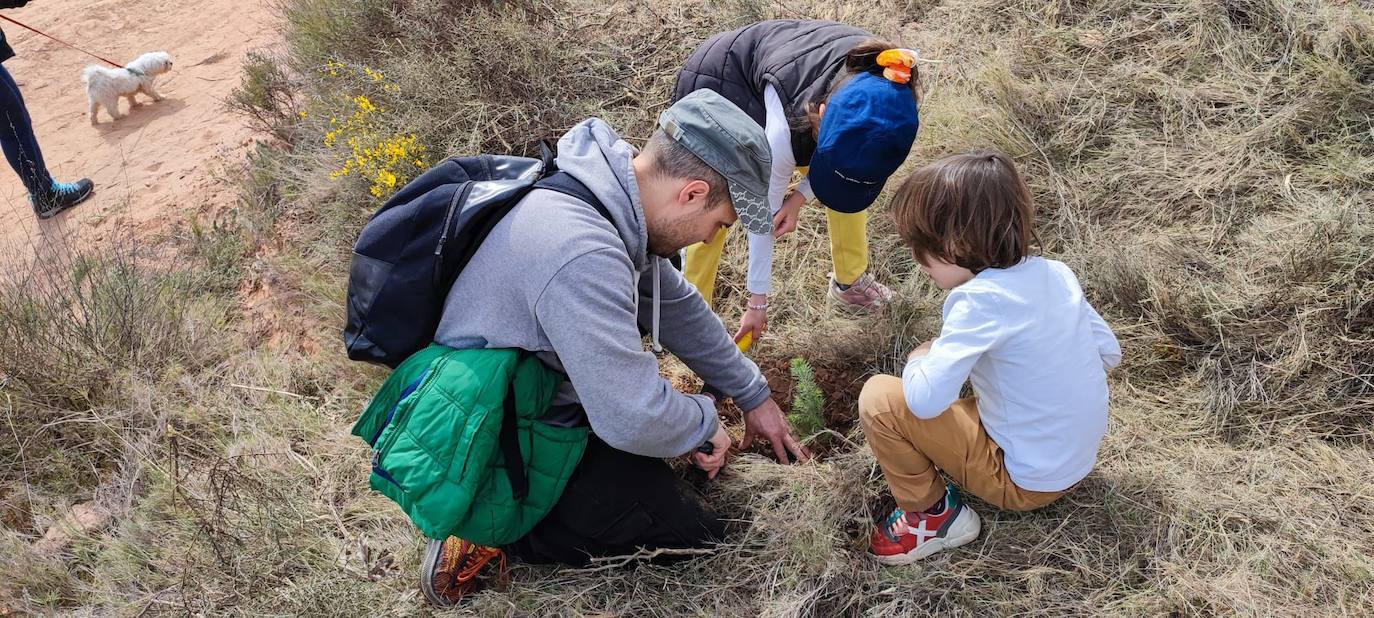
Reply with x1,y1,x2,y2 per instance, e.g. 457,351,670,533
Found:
83,51,174,124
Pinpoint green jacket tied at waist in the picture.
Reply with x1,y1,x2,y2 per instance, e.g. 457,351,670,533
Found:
351,344,589,546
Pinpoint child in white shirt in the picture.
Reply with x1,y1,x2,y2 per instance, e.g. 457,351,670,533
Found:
862,150,1121,565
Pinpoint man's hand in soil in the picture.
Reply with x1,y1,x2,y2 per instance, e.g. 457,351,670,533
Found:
742,398,812,463
693,424,732,479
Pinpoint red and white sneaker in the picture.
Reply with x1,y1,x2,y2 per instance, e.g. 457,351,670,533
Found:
869,485,981,565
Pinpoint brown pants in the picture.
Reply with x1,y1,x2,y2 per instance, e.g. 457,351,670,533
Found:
858,375,1066,512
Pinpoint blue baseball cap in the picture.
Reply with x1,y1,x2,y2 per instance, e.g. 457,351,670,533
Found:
807,72,920,214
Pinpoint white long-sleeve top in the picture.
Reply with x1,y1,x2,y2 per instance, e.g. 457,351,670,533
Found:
901,257,1122,492
744,84,817,296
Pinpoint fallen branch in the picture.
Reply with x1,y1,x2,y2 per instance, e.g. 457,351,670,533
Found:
229,383,316,400
810,428,861,450
566,547,716,574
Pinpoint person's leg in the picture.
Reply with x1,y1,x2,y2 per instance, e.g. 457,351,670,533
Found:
0,65,93,218
503,435,724,566
858,375,980,563
0,64,52,196
858,374,957,511
859,374,1065,564
858,375,1063,513
422,436,723,606
681,226,730,306
827,208,869,287
824,208,893,310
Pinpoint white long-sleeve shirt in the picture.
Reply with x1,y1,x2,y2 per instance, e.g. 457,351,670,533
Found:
744,85,816,295
902,257,1122,492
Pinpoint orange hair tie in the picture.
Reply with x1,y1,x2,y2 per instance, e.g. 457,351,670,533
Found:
876,48,918,84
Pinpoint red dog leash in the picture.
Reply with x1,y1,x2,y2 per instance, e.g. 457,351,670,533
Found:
0,14,121,68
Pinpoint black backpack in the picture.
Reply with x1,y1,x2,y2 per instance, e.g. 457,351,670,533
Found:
343,148,609,368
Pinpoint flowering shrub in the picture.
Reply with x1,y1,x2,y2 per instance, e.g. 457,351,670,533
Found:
320,62,430,198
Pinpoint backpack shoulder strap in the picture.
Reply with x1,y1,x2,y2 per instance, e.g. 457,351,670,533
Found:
499,379,528,501
533,171,613,222
494,172,609,498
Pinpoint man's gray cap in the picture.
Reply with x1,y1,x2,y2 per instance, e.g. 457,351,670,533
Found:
658,89,773,236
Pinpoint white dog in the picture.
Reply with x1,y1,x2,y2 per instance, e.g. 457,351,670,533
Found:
82,51,174,124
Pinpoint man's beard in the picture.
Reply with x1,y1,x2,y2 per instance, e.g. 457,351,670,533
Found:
646,216,695,258
646,236,684,259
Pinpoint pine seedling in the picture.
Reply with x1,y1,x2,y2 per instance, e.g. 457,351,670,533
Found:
788,357,826,439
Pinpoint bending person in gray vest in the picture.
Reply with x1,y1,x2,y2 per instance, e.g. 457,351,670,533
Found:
419,90,813,607
674,20,923,346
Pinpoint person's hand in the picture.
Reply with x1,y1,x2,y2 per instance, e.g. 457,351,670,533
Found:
692,423,732,479
907,340,933,362
773,191,805,238
733,295,768,347
743,398,812,463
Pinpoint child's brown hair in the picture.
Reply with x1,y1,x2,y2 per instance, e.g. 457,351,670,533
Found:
890,150,1036,273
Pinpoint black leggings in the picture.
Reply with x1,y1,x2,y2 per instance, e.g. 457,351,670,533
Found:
503,436,724,566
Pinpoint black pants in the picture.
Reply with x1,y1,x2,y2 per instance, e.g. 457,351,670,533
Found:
503,436,724,566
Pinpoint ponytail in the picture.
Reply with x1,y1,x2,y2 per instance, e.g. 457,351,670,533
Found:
843,40,890,73
805,38,922,134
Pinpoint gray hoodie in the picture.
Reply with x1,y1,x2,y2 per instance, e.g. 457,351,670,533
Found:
434,119,771,458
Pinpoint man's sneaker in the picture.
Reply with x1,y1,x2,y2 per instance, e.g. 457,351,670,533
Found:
30,178,94,219
419,536,506,607
828,272,893,312
869,484,981,565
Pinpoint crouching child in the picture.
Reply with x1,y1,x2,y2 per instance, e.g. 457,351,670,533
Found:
860,150,1122,564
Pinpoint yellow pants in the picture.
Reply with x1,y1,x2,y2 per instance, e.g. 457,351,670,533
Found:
682,169,869,305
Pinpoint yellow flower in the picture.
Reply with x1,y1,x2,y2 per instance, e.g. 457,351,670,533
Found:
326,93,428,198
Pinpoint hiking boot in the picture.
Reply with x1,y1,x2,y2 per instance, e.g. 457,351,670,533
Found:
30,178,94,219
419,536,506,607
829,272,892,312
869,484,981,565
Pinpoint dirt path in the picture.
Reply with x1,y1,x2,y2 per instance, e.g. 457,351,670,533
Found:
0,0,278,262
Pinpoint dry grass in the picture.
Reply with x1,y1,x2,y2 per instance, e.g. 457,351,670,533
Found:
1,0,1371,615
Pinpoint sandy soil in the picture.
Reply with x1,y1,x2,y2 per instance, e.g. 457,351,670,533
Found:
0,0,278,264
